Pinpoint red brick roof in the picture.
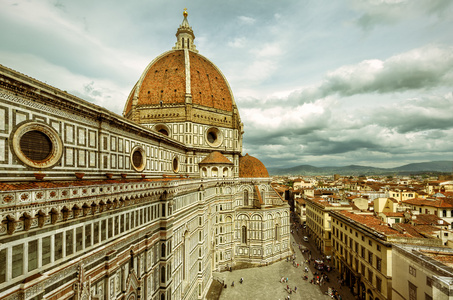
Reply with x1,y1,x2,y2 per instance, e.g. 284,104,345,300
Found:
411,214,450,226
382,212,404,217
239,154,269,178
336,210,409,237
404,197,453,208
199,151,233,165
0,177,184,192
421,250,453,267
125,50,234,115
392,223,425,238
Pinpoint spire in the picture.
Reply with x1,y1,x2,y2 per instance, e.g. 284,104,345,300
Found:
173,8,198,52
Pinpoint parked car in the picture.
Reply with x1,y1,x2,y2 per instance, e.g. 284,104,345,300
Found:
303,236,309,242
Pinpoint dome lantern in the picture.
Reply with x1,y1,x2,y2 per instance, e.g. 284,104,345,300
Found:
174,8,198,53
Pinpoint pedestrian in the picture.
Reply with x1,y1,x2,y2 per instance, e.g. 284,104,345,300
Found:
240,277,243,284
231,281,234,287
294,286,297,293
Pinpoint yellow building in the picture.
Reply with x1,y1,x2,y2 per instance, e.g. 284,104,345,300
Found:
305,197,352,255
330,210,441,300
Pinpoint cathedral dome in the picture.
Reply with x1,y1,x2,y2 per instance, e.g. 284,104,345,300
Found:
239,154,269,178
123,9,236,121
123,50,234,116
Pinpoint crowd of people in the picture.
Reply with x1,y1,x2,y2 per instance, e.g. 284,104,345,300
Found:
289,216,346,300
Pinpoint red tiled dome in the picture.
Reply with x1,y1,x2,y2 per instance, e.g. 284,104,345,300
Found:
199,151,233,165
239,154,269,178
124,50,234,116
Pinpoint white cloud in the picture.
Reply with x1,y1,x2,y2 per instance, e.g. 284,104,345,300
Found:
349,0,453,29
228,37,246,48
237,15,256,25
291,44,453,103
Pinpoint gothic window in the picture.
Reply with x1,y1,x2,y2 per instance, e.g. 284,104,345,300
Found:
161,243,166,258
161,266,165,283
241,226,247,244
275,225,279,240
244,190,249,206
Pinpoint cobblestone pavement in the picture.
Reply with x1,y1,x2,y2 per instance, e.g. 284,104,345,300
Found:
214,258,329,300
213,218,356,300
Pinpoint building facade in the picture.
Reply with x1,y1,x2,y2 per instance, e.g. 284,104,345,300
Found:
392,244,453,300
0,11,290,300
330,210,441,300
305,197,352,255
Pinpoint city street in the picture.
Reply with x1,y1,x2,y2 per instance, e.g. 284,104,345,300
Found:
290,215,356,300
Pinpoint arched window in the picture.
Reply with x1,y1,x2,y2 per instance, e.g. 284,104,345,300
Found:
241,226,247,244
275,225,279,240
443,210,447,217
182,38,185,48
212,167,218,177
261,189,266,203
244,190,249,206
202,167,207,177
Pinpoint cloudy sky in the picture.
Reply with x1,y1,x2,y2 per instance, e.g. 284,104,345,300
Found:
1,0,453,169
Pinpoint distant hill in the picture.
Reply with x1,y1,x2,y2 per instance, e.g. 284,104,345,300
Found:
268,161,453,176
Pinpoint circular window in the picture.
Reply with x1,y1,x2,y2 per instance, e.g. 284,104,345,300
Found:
206,127,223,147
172,157,179,173
20,131,52,162
12,122,63,169
130,146,146,172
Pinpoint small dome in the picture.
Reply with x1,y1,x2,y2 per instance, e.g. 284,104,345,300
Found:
199,151,233,165
239,154,269,178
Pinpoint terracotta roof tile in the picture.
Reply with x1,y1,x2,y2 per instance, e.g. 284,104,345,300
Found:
336,211,409,237
0,177,185,192
199,151,233,164
239,154,269,178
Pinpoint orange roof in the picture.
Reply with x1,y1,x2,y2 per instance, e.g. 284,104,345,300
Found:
404,197,453,208
392,223,425,238
0,177,185,192
335,210,409,237
421,250,453,267
199,151,233,164
125,50,234,115
239,154,269,178
411,214,450,226
382,212,404,217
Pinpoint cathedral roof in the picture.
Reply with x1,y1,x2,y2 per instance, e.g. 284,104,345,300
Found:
123,10,235,117
239,154,269,178
199,151,233,165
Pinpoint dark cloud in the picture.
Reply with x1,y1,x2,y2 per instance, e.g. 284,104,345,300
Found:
291,45,453,103
351,0,453,30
